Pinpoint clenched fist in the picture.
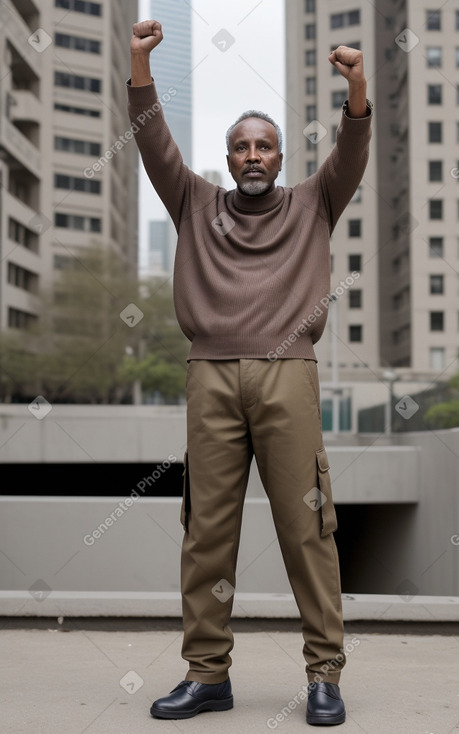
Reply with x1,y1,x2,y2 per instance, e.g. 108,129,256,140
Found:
329,46,365,84
131,20,163,54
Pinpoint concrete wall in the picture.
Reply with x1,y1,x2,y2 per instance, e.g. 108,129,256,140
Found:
0,405,458,615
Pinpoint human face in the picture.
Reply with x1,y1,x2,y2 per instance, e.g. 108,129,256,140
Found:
226,117,283,196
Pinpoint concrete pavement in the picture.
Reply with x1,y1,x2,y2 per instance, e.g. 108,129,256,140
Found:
2,618,459,734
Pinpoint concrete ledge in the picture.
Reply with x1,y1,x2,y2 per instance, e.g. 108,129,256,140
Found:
1,591,459,621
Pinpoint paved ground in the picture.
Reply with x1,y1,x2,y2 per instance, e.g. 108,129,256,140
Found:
1,619,459,734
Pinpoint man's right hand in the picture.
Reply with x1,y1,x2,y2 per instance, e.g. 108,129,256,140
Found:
131,20,163,55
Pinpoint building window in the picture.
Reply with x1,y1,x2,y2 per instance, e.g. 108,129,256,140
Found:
54,103,101,117
54,213,102,232
456,48,459,68
426,10,441,30
349,325,362,342
430,347,445,369
430,275,444,294
305,49,316,66
54,136,101,155
8,263,38,293
348,219,362,237
429,160,443,182
330,10,360,29
430,311,444,331
306,104,316,122
8,218,39,252
305,23,316,39
429,237,443,257
331,125,338,144
305,77,316,95
305,0,315,11
54,174,101,194
55,0,102,15
428,84,442,104
307,160,317,177
349,254,361,271
8,307,38,330
55,32,101,53
457,11,459,30
429,199,443,219
428,121,442,143
426,47,442,67
332,90,347,109
54,71,101,94
349,290,362,308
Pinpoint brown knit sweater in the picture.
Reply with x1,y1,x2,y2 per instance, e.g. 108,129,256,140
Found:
127,81,372,361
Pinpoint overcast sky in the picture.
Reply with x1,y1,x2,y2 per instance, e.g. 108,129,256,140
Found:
137,0,286,268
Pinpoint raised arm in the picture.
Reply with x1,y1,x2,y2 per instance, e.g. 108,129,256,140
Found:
328,45,368,119
303,46,372,232
130,19,164,86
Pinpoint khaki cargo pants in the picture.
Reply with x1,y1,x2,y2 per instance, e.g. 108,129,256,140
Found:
180,358,344,685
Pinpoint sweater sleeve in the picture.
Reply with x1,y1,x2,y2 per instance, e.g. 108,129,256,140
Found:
304,101,373,234
126,79,215,231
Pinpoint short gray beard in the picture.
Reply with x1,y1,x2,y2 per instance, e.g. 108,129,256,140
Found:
238,180,271,196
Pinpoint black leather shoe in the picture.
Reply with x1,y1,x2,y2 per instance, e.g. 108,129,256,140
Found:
306,682,345,726
150,678,233,719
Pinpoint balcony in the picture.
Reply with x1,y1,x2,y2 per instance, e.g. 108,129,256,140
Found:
0,117,40,178
7,90,42,123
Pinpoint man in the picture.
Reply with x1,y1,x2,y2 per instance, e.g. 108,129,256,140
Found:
127,19,372,726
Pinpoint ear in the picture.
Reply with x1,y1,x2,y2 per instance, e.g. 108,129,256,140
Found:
278,152,283,172
226,153,231,172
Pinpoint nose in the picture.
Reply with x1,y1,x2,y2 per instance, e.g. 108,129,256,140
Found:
246,145,260,162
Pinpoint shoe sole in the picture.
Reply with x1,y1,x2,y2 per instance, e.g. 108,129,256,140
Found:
151,696,234,719
306,712,346,726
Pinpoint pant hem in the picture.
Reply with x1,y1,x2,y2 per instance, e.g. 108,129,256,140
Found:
185,671,230,684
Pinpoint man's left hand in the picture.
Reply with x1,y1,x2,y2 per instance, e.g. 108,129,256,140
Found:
328,46,365,84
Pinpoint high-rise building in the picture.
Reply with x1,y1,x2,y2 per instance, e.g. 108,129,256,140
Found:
0,0,138,333
145,0,193,278
285,0,459,382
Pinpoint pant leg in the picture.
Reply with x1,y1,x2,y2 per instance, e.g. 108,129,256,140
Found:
181,360,253,684
244,358,345,684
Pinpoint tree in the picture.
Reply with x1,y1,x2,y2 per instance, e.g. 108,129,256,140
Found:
0,245,189,404
424,372,459,429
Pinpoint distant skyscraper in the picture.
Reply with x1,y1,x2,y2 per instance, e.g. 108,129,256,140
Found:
145,1,193,278
148,0,192,166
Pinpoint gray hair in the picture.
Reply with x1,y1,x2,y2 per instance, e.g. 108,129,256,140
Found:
226,110,283,154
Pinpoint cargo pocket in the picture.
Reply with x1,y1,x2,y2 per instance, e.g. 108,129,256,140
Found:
180,450,191,532
316,447,338,537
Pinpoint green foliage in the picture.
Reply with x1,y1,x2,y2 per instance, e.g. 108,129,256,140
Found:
424,400,459,429
0,245,189,404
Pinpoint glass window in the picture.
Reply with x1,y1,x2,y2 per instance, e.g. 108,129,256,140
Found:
429,161,443,181
430,311,444,330
348,219,362,237
429,237,443,257
349,254,361,271
306,105,316,122
305,49,316,66
430,347,445,369
349,290,362,308
307,161,317,176
426,47,442,67
428,84,442,104
429,199,443,219
305,24,316,39
430,275,444,294
306,77,316,95
332,90,347,108
305,0,315,12
428,122,442,143
349,325,362,342
426,10,441,30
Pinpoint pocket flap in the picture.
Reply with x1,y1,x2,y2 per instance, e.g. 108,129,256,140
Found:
316,447,330,473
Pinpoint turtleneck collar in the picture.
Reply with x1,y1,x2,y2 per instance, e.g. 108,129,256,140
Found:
231,185,284,214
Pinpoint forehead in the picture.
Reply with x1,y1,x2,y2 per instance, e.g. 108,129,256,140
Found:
229,117,278,146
